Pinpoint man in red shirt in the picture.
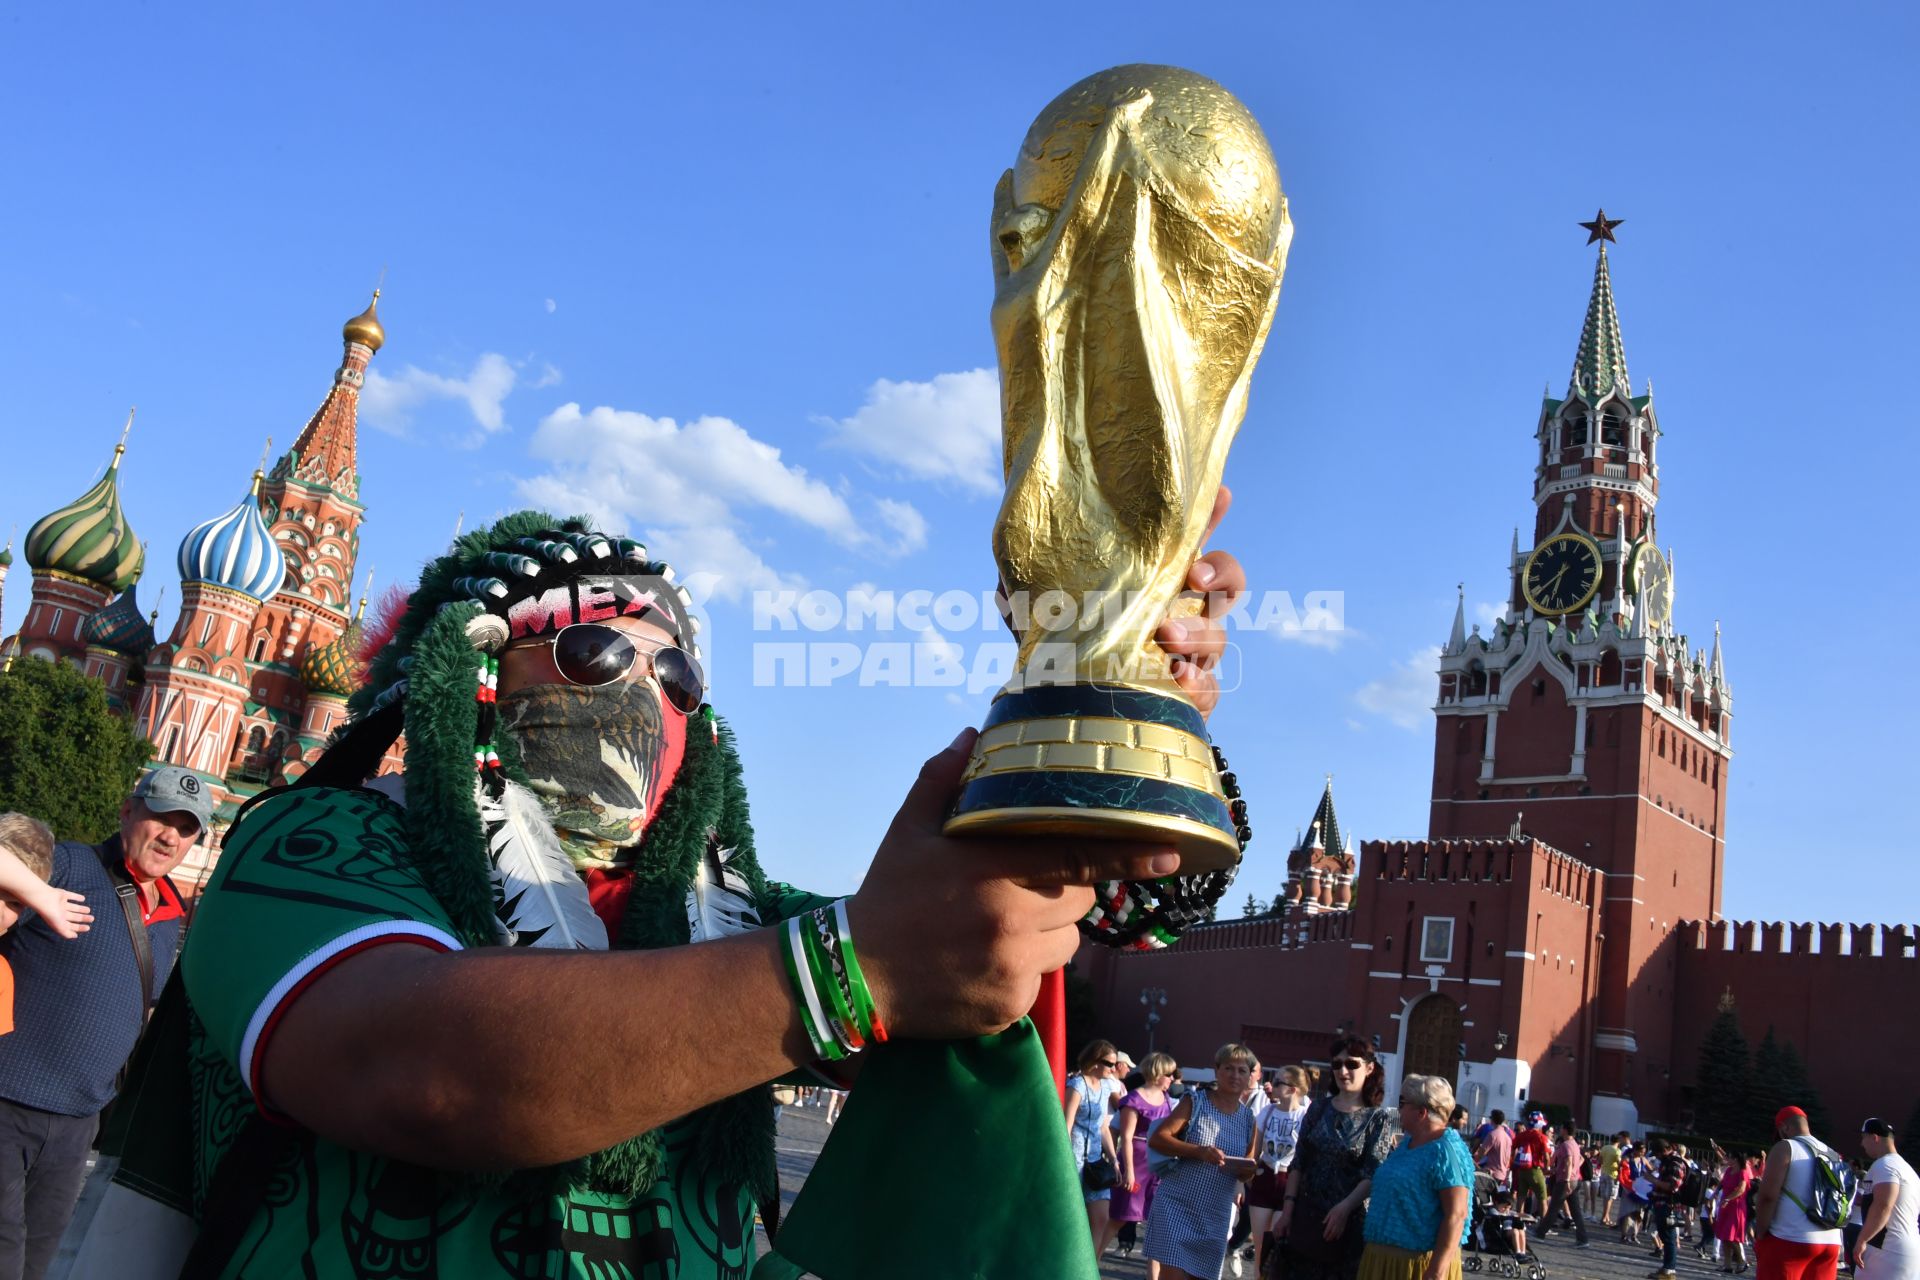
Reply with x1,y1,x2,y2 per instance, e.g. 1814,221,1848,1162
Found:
1542,1123,1593,1246
1514,1113,1553,1217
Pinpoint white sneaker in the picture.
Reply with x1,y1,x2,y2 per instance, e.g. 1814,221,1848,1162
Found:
1228,1252,1244,1277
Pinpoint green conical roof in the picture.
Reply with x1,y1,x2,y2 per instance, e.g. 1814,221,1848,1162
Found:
1568,243,1630,404
24,439,144,591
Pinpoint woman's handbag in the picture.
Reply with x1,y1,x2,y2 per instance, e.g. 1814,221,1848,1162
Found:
1081,1156,1118,1193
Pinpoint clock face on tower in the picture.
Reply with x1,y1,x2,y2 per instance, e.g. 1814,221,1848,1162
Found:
1522,532,1604,615
1630,542,1674,631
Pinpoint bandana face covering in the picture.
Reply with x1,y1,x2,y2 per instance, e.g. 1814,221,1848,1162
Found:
499,677,688,868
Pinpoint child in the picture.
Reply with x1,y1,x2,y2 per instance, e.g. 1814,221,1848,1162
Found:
1488,1186,1536,1260
0,812,94,1035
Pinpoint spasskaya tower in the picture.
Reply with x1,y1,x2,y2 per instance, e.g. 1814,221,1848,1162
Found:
1429,213,1732,1134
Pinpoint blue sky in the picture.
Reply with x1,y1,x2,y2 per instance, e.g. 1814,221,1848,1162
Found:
1,3,1913,923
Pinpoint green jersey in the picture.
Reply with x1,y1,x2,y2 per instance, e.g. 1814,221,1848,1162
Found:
183,786,772,1280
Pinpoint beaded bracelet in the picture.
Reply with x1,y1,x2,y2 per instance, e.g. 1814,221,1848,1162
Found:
781,900,886,1061
1078,743,1252,952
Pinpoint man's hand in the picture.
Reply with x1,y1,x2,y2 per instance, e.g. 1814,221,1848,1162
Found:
1155,486,1247,718
850,731,1179,1040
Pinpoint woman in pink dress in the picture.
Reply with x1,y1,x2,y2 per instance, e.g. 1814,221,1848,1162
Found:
1715,1155,1755,1272
1103,1052,1178,1273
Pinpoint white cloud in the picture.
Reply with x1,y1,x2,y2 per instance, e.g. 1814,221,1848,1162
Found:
1355,645,1441,730
820,368,1002,495
362,353,518,439
530,362,563,390
544,298,557,314
519,403,924,602
1274,623,1351,651
1474,600,1506,628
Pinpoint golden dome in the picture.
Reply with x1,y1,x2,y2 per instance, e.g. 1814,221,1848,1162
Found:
342,290,385,353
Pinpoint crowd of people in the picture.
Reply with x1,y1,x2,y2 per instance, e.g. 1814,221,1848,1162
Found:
1066,1038,1919,1280
1065,1035,1476,1280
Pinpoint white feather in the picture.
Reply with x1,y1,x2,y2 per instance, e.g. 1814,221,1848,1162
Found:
687,835,759,942
478,780,608,950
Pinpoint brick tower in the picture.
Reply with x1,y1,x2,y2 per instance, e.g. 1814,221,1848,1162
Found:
1429,213,1732,1132
132,292,382,822
245,292,380,738
136,464,288,780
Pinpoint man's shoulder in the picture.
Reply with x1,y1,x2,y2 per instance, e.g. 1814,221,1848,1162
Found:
50,839,112,890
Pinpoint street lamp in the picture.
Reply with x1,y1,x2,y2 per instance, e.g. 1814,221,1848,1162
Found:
1141,986,1168,1054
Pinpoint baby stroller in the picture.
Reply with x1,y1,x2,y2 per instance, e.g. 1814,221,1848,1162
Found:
1464,1174,1547,1280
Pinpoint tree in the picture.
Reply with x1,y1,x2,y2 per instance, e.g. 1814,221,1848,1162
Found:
1243,893,1262,918
1694,990,1752,1141
1775,1040,1830,1138
0,658,153,842
1270,892,1289,915
1746,1028,1790,1146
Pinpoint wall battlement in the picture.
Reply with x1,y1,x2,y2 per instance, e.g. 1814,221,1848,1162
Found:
1146,908,1354,955
1682,919,1919,958
1360,837,1601,907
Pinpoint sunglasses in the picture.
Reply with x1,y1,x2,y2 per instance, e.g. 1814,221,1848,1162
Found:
511,623,705,712
1098,1060,1119,1069
1332,1059,1369,1072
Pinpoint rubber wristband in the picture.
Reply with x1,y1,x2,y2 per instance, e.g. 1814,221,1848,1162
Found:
780,917,832,1060
832,898,887,1043
783,917,841,1060
802,908,865,1052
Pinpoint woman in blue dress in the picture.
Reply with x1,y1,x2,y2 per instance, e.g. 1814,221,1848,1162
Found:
1145,1043,1263,1280
1358,1074,1475,1280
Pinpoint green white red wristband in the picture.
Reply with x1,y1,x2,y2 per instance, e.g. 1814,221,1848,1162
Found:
781,899,886,1061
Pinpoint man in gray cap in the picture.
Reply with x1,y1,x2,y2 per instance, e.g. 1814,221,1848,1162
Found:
0,765,209,1280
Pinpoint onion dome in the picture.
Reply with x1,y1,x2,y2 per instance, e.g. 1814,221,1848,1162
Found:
177,472,286,603
300,627,364,697
24,423,144,592
342,289,384,353
83,585,156,655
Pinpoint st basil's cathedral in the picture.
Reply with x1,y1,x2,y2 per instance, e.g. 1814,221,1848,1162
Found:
0,293,397,864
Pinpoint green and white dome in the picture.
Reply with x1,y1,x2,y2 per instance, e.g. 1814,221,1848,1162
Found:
24,437,144,592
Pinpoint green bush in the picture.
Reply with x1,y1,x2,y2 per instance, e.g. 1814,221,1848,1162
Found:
0,657,154,842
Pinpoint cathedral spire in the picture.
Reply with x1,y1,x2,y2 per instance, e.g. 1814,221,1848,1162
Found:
1446,584,1466,654
1569,211,1630,404
271,293,383,502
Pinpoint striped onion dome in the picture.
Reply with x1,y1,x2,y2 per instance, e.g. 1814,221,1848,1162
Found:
24,442,144,591
83,585,156,655
299,626,364,697
176,474,286,603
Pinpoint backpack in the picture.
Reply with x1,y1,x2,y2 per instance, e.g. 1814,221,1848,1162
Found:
1677,1161,1706,1208
1783,1137,1857,1229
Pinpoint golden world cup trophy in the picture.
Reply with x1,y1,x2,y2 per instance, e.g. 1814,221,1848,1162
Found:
944,65,1292,872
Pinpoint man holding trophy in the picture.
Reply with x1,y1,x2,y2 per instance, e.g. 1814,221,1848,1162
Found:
79,63,1287,1280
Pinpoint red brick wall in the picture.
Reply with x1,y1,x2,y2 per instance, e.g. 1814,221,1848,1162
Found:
1672,921,1920,1136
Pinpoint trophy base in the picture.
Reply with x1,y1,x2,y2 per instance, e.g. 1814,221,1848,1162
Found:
944,683,1243,874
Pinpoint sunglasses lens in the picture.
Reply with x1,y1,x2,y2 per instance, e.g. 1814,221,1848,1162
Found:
651,646,706,714
553,626,637,686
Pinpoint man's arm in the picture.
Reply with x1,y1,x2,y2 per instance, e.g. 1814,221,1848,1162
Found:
1753,1141,1791,1235
264,738,1178,1171
1857,1182,1898,1266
